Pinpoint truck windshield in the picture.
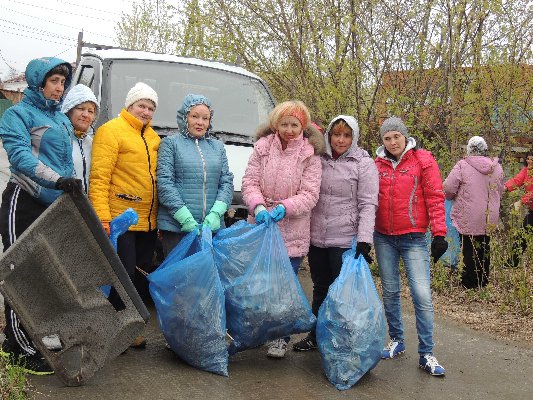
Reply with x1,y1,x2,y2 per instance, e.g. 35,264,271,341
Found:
108,60,274,138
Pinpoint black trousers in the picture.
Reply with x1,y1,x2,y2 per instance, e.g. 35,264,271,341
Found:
108,229,158,307
307,245,348,338
0,183,47,356
460,234,490,289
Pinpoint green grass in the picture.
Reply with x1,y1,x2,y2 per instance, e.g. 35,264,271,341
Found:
0,354,31,400
430,215,532,317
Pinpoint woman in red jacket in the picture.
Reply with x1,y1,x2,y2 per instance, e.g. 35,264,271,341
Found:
505,151,533,267
374,117,448,376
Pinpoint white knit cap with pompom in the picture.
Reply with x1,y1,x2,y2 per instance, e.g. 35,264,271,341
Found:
467,136,488,156
124,82,158,109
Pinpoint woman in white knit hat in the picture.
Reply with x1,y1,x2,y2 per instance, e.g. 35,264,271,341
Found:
443,136,504,288
61,84,100,193
89,82,160,348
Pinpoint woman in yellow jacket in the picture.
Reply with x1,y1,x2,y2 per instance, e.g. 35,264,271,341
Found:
89,82,160,348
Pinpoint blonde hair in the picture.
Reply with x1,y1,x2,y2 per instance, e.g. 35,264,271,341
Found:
269,100,310,131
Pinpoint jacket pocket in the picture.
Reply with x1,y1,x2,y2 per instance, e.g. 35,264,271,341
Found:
115,193,143,202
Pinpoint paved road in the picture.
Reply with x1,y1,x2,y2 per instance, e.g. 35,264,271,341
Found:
1,143,531,399
30,269,532,400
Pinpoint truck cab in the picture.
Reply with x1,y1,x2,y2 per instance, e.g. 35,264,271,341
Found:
71,47,276,220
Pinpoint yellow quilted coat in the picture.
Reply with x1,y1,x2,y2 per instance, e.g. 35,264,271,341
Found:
89,109,160,231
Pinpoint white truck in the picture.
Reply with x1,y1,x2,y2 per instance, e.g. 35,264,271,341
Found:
71,47,276,220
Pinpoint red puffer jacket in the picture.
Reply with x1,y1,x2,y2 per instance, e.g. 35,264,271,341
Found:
375,148,446,237
505,167,533,210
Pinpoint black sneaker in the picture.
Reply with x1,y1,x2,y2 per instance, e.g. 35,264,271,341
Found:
292,335,317,351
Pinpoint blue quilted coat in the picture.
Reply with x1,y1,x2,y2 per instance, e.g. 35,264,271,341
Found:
0,57,73,205
157,132,234,233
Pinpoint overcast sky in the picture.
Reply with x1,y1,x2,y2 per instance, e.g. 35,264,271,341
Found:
0,0,131,79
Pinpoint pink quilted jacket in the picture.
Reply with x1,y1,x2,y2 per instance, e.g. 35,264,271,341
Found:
242,124,324,257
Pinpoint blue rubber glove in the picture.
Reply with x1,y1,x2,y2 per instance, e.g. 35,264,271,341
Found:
254,205,271,225
173,206,199,233
255,210,271,225
270,204,286,222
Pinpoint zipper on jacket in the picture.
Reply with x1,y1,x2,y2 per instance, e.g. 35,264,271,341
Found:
195,138,207,220
141,126,155,231
77,138,88,193
408,176,418,227
388,170,395,234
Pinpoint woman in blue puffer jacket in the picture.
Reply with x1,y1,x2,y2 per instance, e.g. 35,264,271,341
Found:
0,57,80,375
157,94,234,256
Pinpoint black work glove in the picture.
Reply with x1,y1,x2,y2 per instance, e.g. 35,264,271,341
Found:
431,236,448,263
55,177,83,193
355,242,373,264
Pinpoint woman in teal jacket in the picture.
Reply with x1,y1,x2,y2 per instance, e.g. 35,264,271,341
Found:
0,57,80,375
157,94,234,256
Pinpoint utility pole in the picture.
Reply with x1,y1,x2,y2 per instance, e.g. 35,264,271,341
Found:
76,31,83,67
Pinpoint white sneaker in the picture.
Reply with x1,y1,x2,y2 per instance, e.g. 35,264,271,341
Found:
267,339,288,358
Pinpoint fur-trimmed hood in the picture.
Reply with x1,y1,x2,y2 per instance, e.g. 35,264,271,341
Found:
254,122,326,155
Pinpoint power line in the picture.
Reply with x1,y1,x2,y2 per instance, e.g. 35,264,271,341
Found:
54,46,75,59
0,19,75,41
52,0,123,17
0,50,16,71
3,6,115,39
0,29,75,47
10,0,121,23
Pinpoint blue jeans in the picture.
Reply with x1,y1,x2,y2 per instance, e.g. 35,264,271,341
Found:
289,256,303,275
374,231,434,355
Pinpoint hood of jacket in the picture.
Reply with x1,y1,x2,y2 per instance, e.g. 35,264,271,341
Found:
323,115,360,158
176,94,213,138
255,122,326,155
376,136,417,167
464,155,500,175
61,84,100,118
23,57,72,112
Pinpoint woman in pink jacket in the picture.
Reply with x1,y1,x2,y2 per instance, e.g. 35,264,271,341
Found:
505,151,533,267
443,136,504,288
374,117,448,376
242,100,324,358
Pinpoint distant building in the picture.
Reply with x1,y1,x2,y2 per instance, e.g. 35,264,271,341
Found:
0,72,27,104
375,64,532,161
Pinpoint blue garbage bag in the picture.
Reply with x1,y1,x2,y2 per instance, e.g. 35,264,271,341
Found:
443,199,460,268
215,221,316,355
109,208,138,250
316,239,386,390
425,199,461,268
99,208,139,297
148,228,228,376
213,220,268,289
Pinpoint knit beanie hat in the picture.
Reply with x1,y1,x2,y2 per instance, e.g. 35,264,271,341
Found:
125,82,158,109
467,136,488,156
61,84,100,116
379,116,409,139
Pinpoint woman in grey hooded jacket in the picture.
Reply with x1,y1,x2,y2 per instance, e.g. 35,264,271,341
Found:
292,115,379,351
